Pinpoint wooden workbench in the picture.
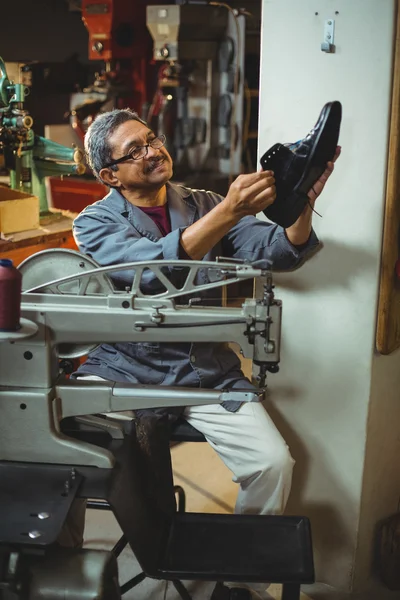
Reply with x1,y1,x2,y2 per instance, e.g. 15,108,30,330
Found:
0,213,78,267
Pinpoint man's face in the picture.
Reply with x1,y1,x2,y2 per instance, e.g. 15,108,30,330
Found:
99,119,173,190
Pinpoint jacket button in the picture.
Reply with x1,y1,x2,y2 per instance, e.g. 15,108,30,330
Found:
190,355,196,364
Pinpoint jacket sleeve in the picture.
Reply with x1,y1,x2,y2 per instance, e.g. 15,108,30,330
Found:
73,207,189,293
221,215,320,270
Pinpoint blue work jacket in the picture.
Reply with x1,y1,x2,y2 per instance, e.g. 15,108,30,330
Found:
72,182,319,416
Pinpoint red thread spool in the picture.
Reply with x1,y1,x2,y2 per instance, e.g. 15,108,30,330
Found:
0,258,22,331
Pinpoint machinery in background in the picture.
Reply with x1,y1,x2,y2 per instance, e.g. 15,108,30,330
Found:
65,0,245,194
146,3,245,187
82,0,153,113
67,0,157,146
0,58,85,215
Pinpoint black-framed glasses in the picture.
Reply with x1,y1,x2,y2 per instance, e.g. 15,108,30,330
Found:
103,134,166,168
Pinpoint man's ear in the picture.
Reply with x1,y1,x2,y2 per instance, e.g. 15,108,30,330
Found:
99,167,121,188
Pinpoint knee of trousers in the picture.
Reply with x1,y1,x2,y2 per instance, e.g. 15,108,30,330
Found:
267,443,295,481
244,441,295,485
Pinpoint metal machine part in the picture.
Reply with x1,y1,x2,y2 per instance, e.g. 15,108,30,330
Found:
18,249,115,358
0,252,283,599
0,251,281,469
0,464,83,546
0,461,120,599
18,249,115,296
0,58,85,214
0,547,121,599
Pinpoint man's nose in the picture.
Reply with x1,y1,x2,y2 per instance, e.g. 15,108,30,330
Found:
146,144,161,159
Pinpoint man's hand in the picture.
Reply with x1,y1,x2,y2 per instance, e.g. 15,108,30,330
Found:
222,171,276,219
180,170,275,260
307,145,341,203
285,145,341,246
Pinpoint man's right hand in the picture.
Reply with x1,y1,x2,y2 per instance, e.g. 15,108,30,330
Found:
181,170,276,260
222,171,276,220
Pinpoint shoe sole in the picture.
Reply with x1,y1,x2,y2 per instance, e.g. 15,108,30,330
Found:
295,100,342,195
260,101,342,228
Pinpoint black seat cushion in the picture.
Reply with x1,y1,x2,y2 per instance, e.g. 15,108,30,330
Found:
170,418,206,443
159,513,315,583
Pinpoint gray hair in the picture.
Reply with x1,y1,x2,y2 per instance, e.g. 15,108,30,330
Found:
84,108,147,183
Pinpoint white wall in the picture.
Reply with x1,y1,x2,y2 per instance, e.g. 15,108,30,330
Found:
354,349,400,592
257,0,398,593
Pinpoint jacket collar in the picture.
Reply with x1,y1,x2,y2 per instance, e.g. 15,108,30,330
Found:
102,182,196,240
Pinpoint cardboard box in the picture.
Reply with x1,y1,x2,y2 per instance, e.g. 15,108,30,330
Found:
0,187,40,234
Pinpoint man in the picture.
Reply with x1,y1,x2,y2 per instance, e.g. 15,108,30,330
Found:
73,108,339,599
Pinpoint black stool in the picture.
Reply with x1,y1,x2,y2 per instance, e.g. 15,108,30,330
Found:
87,417,206,596
84,420,314,600
170,418,206,443
170,417,206,514
76,412,314,600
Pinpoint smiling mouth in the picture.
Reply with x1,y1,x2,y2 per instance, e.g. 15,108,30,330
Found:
147,158,166,173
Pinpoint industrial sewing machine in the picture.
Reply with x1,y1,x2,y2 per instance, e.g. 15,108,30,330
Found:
0,58,85,215
0,251,314,599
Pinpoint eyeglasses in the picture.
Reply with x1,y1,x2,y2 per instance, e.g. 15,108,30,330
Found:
103,134,167,168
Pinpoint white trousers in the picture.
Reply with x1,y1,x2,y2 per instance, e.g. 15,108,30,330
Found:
183,401,294,516
77,375,294,516
182,402,294,596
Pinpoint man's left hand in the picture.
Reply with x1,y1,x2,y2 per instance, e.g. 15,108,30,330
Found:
307,145,341,202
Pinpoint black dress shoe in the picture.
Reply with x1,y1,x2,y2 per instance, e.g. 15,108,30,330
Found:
211,583,252,600
260,100,342,228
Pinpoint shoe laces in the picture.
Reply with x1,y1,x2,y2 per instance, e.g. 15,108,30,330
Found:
308,186,323,218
